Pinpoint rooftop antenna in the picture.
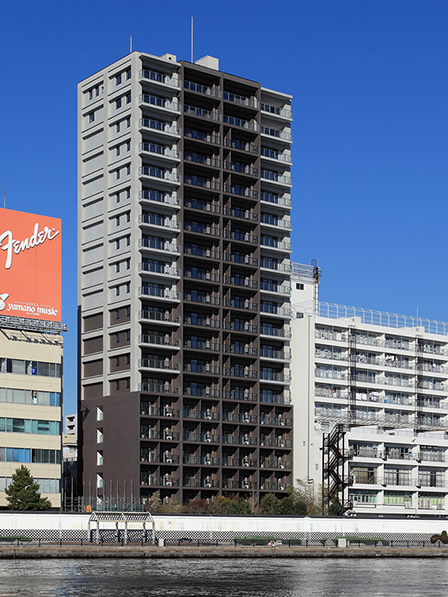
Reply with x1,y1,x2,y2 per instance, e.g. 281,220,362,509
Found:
130,36,133,53
191,16,194,63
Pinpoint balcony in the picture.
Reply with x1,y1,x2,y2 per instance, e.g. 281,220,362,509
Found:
223,253,258,266
139,190,179,206
183,363,220,375
138,310,179,325
223,91,258,108
222,413,257,424
261,126,291,141
140,69,180,87
183,455,220,465
260,393,291,405
139,166,179,183
223,298,258,311
224,184,257,199
223,207,258,221
139,287,179,301
260,481,291,491
139,383,179,394
223,138,258,153
223,115,258,131
183,340,220,352
184,270,220,283
184,198,220,214
184,80,220,97
260,259,291,272
260,438,292,448
224,162,258,176
223,367,257,379
183,315,220,328
261,147,292,163
260,304,292,317
139,238,179,253
140,476,180,487
260,416,292,426
223,344,257,356
223,321,257,333
140,452,180,464
261,170,291,186
222,435,257,446
223,391,257,402
183,293,219,305
140,405,180,417
223,275,257,289
260,281,291,295
183,387,220,398
184,152,220,168
260,371,291,383
184,128,221,144
184,104,220,121
260,348,290,360
261,103,291,119
138,335,179,348
138,359,179,372
183,431,220,443
260,238,291,251
222,457,257,467
260,192,291,207
223,230,258,244
183,409,220,421
140,429,180,440
184,222,220,236
260,459,292,470
139,142,179,160
260,326,291,338
139,118,179,137
184,246,220,260
139,262,178,277
222,479,257,490
260,215,292,229
139,94,179,112
184,175,220,190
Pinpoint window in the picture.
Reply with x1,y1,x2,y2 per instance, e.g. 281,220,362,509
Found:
126,69,131,80
116,309,121,320
88,112,95,123
127,141,131,151
127,117,131,128
126,212,130,223
116,215,120,226
126,330,131,341
116,169,120,180
115,380,120,390
126,354,130,365
126,259,130,269
97,429,103,443
115,286,120,297
115,356,120,366
126,235,130,246
116,145,120,156
126,306,131,317
97,473,104,489
125,378,130,389
89,89,93,100
116,122,120,133
115,192,120,203
116,98,122,109
126,188,131,198
296,283,304,290
116,333,120,342
115,239,120,250
126,93,131,104
97,406,103,421
116,73,122,85
97,451,103,466
126,165,130,175
115,262,120,273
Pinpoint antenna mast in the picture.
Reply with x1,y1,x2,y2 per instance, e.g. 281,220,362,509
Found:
130,36,133,53
191,16,194,63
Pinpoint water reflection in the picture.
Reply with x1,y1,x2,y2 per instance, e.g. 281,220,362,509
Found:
0,558,446,596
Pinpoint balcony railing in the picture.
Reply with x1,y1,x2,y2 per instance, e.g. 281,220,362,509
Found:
260,259,292,272
223,344,257,356
139,262,178,276
260,394,291,405
222,480,257,490
183,409,220,421
139,190,179,206
223,230,258,243
260,438,292,448
222,391,257,402
223,299,258,311
184,222,220,236
184,198,220,213
183,455,220,465
184,315,220,328
140,477,180,487
140,429,180,440
184,246,220,259
260,239,291,251
222,413,257,424
184,104,220,121
138,359,179,371
224,184,257,199
223,276,258,289
183,432,220,443
140,69,180,87
138,335,179,348
260,371,291,382
260,349,291,360
223,321,257,333
260,326,291,338
139,383,178,394
260,304,292,317
183,364,220,375
184,153,221,168
184,176,220,190
260,459,292,469
183,293,220,305
260,416,292,426
184,80,220,97
184,129,221,144
140,143,179,159
222,435,257,446
223,91,258,108
260,281,291,294
140,453,180,464
223,368,257,379
222,457,257,467
184,271,220,283
223,253,258,266
138,310,179,324
223,115,258,131
140,166,179,182
223,207,258,221
139,118,179,136
140,405,180,417
223,138,258,153
183,387,220,398
140,95,179,111
139,238,179,253
223,162,258,176
183,340,220,352
139,287,179,300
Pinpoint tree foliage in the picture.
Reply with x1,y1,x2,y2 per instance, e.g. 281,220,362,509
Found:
5,466,52,511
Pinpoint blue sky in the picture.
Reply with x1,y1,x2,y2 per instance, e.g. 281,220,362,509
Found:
1,1,448,414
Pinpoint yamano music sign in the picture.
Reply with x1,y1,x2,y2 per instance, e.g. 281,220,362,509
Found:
0,208,61,322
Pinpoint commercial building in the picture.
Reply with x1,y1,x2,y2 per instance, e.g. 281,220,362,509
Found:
291,263,448,516
0,208,65,508
78,51,293,505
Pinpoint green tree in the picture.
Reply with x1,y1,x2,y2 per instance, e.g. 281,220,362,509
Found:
260,493,282,515
328,497,345,516
5,466,52,510
144,490,162,513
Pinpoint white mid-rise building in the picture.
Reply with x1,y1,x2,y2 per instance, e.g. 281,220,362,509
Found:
291,263,448,516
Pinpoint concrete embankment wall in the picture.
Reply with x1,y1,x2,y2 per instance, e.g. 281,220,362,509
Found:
1,513,448,542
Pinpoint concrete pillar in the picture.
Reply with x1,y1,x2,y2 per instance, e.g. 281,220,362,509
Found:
96,521,100,545
124,521,128,545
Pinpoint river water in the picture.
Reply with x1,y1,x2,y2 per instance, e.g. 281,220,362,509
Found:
0,558,446,596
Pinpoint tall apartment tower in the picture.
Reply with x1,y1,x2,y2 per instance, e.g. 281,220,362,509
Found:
78,51,293,505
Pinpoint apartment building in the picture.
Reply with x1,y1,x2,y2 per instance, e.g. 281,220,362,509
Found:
0,327,63,508
78,51,293,505
291,264,448,516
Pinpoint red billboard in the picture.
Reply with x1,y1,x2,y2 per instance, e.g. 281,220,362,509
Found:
0,208,61,322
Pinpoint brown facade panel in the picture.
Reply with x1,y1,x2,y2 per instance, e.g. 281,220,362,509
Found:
83,312,104,332
83,382,103,399
83,336,103,355
110,306,131,325
84,359,103,378
110,354,131,372
110,330,130,349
